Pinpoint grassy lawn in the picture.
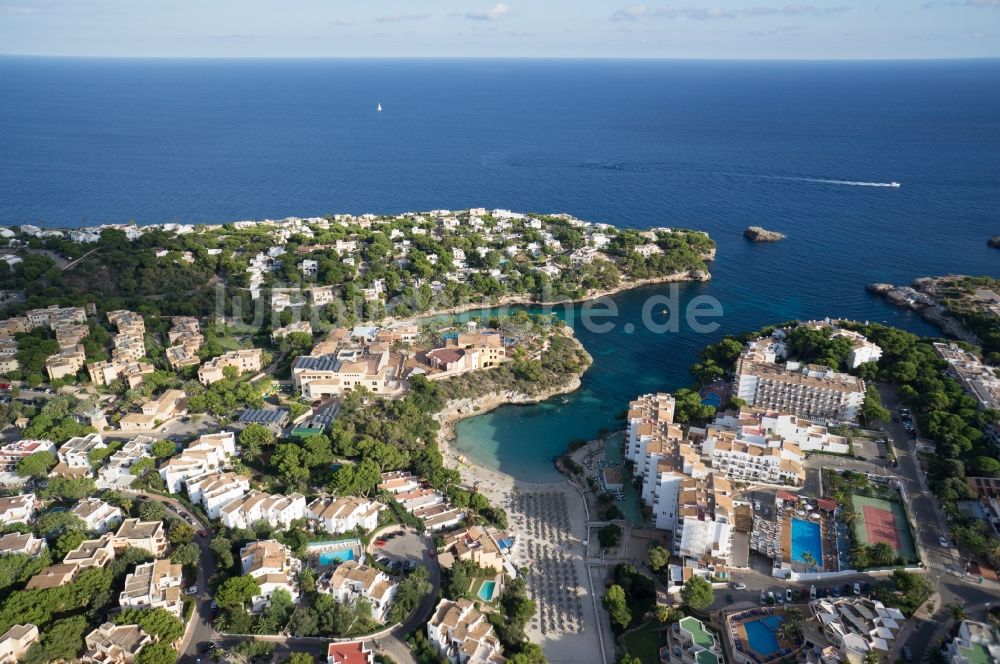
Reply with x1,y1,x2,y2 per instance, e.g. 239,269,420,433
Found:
621,621,665,664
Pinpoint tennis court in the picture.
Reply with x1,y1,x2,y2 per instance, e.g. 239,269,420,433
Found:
851,494,916,562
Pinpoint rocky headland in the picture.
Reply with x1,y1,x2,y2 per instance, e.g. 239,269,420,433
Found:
743,226,786,242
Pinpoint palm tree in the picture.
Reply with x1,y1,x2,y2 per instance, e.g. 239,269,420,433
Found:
801,551,818,572
946,601,968,622
862,649,881,664
778,608,804,641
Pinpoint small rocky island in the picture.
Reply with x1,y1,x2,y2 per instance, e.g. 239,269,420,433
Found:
743,226,786,242
988,236,1000,248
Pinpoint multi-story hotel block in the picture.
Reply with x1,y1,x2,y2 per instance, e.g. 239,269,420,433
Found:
733,338,865,422
321,561,397,623
426,598,505,664
220,490,306,530
119,559,184,617
306,496,383,534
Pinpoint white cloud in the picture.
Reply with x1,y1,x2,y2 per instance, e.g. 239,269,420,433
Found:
611,4,651,20
376,11,432,23
465,2,510,20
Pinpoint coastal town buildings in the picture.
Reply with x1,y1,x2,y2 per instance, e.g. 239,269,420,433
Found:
306,496,383,534
186,471,250,518
220,490,307,530
98,435,154,487
427,598,506,664
197,348,263,384
119,559,184,617
292,349,394,398
437,526,506,572
240,539,301,612
54,433,106,475
159,431,235,492
733,337,866,422
165,317,203,370
63,535,116,570
44,344,86,381
119,389,187,431
320,561,397,623
804,598,904,663
0,439,56,471
934,342,1000,443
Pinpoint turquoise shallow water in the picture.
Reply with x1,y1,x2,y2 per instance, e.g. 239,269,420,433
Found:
453,282,942,482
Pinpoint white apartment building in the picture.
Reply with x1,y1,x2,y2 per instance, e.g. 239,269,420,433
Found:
220,490,306,530
159,431,235,493
711,409,851,455
197,348,263,385
322,561,398,623
240,540,301,612
0,439,56,472
57,433,106,470
733,339,865,422
701,430,804,486
0,624,39,664
426,598,505,664
808,598,904,663
377,471,420,495
119,559,184,617
306,496,383,534
291,350,393,399
112,519,168,557
71,498,124,534
98,436,154,486
186,471,250,518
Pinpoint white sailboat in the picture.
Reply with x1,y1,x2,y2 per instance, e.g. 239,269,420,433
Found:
377,103,382,112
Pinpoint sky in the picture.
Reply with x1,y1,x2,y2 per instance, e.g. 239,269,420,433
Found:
0,0,998,59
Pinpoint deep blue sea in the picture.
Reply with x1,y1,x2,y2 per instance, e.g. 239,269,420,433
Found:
2,57,998,480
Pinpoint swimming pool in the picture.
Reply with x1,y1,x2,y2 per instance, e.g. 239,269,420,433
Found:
744,615,783,656
791,518,823,566
701,392,722,407
318,549,355,565
478,580,497,602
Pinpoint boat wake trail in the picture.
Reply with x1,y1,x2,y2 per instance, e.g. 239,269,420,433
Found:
766,176,901,188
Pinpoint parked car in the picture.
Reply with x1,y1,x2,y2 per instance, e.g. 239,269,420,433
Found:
938,536,950,548
186,586,198,595
853,582,861,595
731,582,747,590
374,539,387,547
785,589,794,602
809,585,817,600
833,587,841,598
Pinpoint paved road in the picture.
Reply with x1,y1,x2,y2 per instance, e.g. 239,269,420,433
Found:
121,490,219,664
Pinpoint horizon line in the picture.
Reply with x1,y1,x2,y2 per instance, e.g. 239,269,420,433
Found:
1,53,999,63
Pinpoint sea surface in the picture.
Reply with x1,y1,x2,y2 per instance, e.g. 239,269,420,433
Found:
2,57,999,481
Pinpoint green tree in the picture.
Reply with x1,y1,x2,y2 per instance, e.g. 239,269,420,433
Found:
15,451,56,478
680,576,714,611
647,545,670,572
151,439,176,459
239,423,275,460
170,542,200,567
602,585,631,631
116,607,185,642
216,575,260,609
283,654,316,664
22,615,87,664
168,521,195,544
656,605,683,624
135,642,178,664
597,524,621,549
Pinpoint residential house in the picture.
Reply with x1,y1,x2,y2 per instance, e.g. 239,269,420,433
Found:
306,496,384,534
71,498,124,534
0,532,46,557
82,623,152,664
0,494,36,523
187,471,250,519
239,540,301,612
327,642,374,664
159,431,235,493
321,561,397,623
220,490,306,530
273,321,313,341
437,526,504,572
0,439,56,472
25,564,79,590
0,624,39,664
45,344,86,381
99,436,154,486
54,433,106,475
426,598,505,664
119,559,184,617
119,389,186,431
63,535,116,570
197,348,263,385
112,519,168,557
944,620,1000,664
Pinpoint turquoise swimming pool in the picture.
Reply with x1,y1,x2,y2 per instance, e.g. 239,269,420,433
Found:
791,518,823,566
318,549,355,565
744,615,783,656
478,580,497,601
701,392,722,407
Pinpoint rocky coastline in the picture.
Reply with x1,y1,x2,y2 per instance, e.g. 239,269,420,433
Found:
743,226,786,242
866,280,980,344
